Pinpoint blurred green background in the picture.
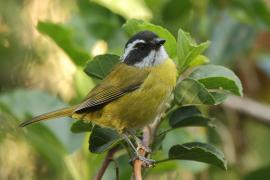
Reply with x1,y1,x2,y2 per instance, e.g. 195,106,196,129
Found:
1,0,270,179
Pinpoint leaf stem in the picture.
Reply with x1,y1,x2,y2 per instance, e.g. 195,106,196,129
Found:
155,158,170,164
157,128,173,137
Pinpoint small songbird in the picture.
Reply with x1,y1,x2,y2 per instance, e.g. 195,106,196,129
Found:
20,31,177,166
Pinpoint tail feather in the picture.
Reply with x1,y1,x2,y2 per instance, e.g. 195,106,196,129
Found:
19,106,76,127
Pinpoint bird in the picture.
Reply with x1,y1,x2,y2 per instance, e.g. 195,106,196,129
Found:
19,30,177,166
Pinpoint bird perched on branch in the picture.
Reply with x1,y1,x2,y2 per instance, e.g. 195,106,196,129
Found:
20,30,177,166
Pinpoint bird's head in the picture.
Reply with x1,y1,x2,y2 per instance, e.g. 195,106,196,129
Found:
121,31,168,68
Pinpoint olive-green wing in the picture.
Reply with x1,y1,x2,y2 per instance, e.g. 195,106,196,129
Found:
75,63,149,113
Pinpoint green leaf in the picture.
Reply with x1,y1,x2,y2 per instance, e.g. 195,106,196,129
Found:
89,126,121,153
174,78,216,105
189,65,243,96
177,29,210,71
169,106,214,128
174,78,228,105
188,55,209,68
122,19,177,58
84,54,120,79
210,91,227,105
37,21,91,66
167,142,227,170
71,121,92,133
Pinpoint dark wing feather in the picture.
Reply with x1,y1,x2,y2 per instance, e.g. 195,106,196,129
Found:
75,63,149,113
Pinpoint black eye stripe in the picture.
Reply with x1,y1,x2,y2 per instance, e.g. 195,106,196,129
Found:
134,43,154,50
135,43,146,48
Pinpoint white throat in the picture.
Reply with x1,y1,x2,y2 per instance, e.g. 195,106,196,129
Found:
134,46,168,68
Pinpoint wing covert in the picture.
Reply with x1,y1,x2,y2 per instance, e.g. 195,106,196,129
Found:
75,63,149,113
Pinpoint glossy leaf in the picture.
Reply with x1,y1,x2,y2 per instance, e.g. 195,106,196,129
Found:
169,106,214,128
210,91,227,105
71,121,92,133
89,126,121,153
84,54,120,79
189,65,243,96
122,19,177,58
167,142,227,170
174,78,218,105
177,29,210,71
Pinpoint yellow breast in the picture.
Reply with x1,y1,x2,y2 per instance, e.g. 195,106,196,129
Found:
92,59,177,132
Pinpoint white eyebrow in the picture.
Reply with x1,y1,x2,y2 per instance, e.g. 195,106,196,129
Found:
121,39,145,61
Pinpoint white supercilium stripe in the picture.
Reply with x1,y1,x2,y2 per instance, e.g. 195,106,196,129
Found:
121,39,145,61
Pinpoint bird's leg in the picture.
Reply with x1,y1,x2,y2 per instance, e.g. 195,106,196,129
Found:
133,135,151,153
122,133,155,167
122,133,138,153
125,130,152,153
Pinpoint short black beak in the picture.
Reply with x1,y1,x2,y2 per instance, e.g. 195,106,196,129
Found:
154,38,166,46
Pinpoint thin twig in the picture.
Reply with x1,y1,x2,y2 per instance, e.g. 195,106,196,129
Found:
155,158,170,164
223,95,270,125
94,147,118,180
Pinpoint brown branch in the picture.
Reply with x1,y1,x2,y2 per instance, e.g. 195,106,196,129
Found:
133,148,144,180
223,95,270,125
95,147,118,180
132,116,162,180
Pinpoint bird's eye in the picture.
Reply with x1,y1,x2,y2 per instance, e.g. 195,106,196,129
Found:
136,43,146,50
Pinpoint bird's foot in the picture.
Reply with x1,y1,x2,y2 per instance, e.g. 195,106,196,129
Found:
130,155,156,168
136,143,151,153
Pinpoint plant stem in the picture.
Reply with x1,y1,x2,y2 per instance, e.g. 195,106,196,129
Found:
157,128,172,137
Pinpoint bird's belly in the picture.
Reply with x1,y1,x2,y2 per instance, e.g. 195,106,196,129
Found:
101,84,171,131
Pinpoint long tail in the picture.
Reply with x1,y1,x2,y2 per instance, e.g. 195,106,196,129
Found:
19,106,76,127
